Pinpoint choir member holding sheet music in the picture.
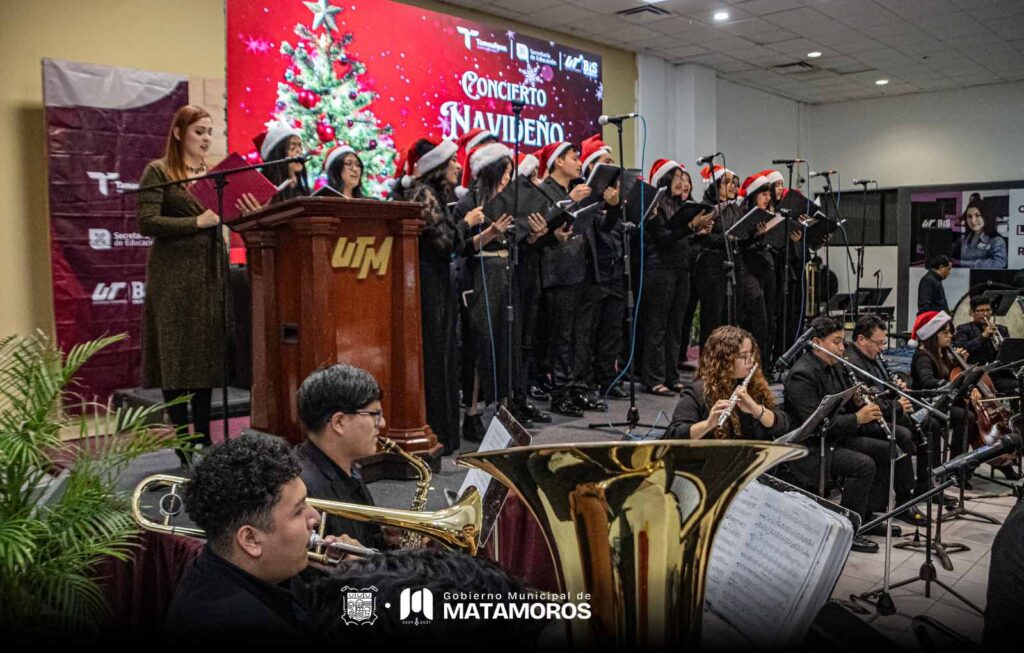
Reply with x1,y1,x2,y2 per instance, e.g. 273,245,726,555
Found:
253,124,309,202
734,173,777,363
665,325,788,440
694,165,740,346
137,105,223,465
641,159,711,396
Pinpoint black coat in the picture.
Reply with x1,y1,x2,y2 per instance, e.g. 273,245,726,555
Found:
665,379,789,440
917,270,949,313
165,547,310,638
643,195,694,270
783,351,860,443
953,320,1009,365
537,177,621,288
295,441,386,550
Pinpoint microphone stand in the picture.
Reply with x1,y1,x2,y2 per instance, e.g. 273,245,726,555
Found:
131,155,304,442
506,100,524,412
818,173,856,324
779,162,795,360
589,118,655,434
853,179,870,322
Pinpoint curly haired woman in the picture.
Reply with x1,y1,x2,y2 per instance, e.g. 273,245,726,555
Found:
664,325,790,440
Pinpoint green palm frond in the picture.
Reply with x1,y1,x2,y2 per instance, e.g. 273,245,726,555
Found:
0,332,190,632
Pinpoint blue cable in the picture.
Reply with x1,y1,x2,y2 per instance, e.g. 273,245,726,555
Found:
477,224,500,407
604,115,648,437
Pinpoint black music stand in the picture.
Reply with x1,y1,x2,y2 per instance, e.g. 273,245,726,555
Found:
776,386,859,497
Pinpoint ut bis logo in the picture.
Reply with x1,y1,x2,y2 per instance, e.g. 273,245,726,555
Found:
92,281,144,305
399,587,434,625
331,236,393,279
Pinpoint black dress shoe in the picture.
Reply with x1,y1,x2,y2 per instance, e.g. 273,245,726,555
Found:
528,384,551,402
574,393,608,412
509,406,535,429
551,397,583,418
993,464,1021,481
462,413,487,442
851,535,880,553
604,384,629,399
525,403,552,424
896,503,929,526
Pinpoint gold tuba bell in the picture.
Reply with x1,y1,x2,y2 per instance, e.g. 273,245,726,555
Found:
458,439,805,649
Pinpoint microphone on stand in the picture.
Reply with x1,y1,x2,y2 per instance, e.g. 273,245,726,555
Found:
809,170,837,178
932,432,1022,477
775,328,815,372
598,112,638,125
772,158,805,164
853,179,876,185
697,152,721,165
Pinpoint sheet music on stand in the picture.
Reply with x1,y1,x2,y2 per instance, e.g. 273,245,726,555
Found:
703,475,859,648
455,406,531,546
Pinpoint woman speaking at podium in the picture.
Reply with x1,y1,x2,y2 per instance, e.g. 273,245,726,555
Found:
136,105,223,464
324,144,367,198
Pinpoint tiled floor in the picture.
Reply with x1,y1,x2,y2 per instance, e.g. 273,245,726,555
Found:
830,475,1018,647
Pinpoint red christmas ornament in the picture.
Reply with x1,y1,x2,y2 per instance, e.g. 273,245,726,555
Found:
292,119,303,129
297,89,320,109
316,122,336,143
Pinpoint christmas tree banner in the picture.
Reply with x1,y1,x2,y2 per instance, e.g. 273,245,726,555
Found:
42,58,188,401
227,0,603,197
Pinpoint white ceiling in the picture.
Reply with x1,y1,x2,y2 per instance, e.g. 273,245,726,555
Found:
437,0,1024,104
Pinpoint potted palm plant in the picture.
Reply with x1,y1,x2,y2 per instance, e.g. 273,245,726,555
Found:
0,332,189,633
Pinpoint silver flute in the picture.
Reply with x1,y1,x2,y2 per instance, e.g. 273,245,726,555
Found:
716,363,758,428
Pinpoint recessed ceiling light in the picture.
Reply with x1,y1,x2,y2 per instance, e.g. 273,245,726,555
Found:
875,79,889,85
713,10,730,22
807,51,822,58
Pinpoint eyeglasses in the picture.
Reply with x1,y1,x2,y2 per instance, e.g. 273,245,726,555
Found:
869,338,887,347
735,352,755,362
352,409,384,427
342,159,363,170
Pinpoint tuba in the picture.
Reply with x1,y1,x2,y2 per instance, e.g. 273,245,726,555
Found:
458,439,805,649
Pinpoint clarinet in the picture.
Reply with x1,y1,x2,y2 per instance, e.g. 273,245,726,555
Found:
877,354,929,443
716,364,758,429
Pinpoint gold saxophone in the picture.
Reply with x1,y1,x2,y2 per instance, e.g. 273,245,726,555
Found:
377,435,433,547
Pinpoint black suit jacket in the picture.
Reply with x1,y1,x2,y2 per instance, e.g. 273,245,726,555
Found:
953,320,1009,365
165,547,309,638
296,441,385,550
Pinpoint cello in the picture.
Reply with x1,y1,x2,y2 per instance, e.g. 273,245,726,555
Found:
948,347,1018,467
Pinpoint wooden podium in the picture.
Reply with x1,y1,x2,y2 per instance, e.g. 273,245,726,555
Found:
233,197,441,470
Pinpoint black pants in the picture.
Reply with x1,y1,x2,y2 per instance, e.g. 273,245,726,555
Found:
162,388,213,465
828,444,877,520
693,250,727,345
640,266,690,388
516,254,542,398
546,283,584,401
738,249,775,362
593,280,627,389
854,425,919,511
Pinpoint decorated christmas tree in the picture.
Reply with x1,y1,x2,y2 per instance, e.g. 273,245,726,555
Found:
268,0,397,196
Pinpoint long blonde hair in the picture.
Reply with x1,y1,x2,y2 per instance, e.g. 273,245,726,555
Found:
162,104,211,181
696,325,773,437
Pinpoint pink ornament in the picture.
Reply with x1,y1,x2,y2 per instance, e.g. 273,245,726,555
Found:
368,139,377,149
316,122,336,143
541,65,554,82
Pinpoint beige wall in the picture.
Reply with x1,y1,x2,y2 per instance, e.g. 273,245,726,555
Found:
0,0,636,339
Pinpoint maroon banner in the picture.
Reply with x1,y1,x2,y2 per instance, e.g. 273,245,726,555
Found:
43,59,188,400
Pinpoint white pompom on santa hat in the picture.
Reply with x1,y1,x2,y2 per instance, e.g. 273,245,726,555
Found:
908,310,952,348
649,158,683,187
516,151,539,179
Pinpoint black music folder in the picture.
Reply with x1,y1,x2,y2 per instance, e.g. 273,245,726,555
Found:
666,201,716,231
727,206,775,240
576,163,622,209
624,180,663,224
482,177,552,242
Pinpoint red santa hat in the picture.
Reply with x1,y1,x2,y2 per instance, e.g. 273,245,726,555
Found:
764,169,785,186
323,144,356,177
397,138,458,188
649,159,683,187
516,152,540,179
908,310,952,348
580,134,612,172
457,129,497,168
701,164,733,185
459,142,513,189
738,173,771,200
537,141,573,174
253,124,302,162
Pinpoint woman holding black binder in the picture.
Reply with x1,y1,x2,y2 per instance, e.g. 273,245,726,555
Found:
735,172,776,363
693,165,740,346
640,159,710,395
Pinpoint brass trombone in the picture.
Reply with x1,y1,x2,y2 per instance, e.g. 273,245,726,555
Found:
130,474,483,560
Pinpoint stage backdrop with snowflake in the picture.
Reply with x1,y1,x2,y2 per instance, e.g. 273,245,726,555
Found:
226,0,603,196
